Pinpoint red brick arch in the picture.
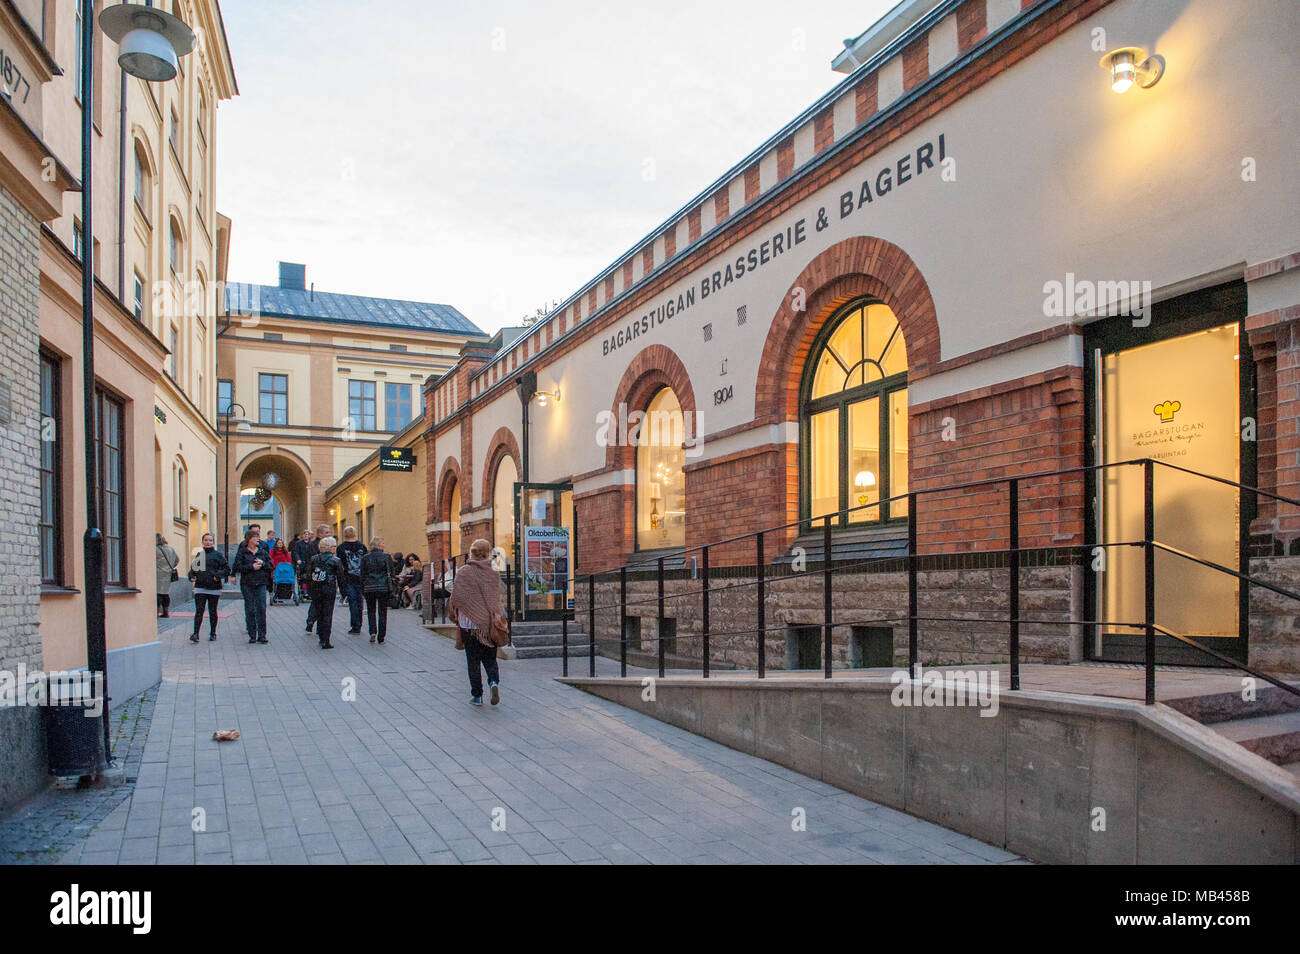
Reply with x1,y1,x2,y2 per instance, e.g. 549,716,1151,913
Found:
605,343,698,471
755,236,940,423
435,456,463,524
481,426,522,508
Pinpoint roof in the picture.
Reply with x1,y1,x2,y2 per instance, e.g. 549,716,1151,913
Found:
223,282,486,336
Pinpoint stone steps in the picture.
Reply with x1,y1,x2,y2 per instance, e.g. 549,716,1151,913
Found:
1167,684,1300,777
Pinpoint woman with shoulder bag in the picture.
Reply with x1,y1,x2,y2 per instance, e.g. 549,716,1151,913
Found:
187,533,230,642
360,537,395,644
448,538,510,707
155,533,179,618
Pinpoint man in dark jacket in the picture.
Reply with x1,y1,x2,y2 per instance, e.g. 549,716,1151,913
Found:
359,538,395,644
307,537,345,649
304,523,331,634
336,526,368,636
231,529,272,644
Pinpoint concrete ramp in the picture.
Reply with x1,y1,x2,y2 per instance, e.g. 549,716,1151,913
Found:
561,675,1300,864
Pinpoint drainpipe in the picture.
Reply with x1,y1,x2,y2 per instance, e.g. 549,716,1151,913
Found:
117,68,126,301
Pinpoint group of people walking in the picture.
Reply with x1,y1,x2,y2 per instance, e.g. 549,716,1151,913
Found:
154,526,509,706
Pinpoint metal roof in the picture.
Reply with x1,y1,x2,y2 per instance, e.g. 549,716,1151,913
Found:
223,282,485,336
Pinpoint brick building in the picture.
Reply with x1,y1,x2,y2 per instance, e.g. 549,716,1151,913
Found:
425,0,1299,673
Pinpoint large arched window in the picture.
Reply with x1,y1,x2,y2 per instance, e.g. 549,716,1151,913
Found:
492,455,517,564
636,387,686,550
802,299,908,526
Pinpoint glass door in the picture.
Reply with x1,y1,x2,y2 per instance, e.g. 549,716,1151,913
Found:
513,481,574,620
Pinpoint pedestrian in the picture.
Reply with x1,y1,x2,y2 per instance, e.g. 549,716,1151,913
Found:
304,523,331,635
449,538,509,707
231,529,271,644
270,536,292,569
307,536,344,649
399,554,424,608
187,532,229,643
336,526,367,634
155,533,178,618
292,529,313,602
360,537,395,643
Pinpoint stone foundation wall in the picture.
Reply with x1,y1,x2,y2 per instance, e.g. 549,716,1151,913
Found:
580,562,1083,669
1248,555,1300,675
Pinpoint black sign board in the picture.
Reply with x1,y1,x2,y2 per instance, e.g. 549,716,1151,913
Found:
379,446,415,472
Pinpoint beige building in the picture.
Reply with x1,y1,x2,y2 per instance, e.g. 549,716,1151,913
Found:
39,0,234,701
217,262,485,545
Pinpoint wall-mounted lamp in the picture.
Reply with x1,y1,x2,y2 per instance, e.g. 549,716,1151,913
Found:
352,493,360,502
535,387,561,408
1100,47,1163,93
854,470,876,505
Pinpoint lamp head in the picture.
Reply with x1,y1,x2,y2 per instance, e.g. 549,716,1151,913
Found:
99,4,197,82
1100,47,1164,93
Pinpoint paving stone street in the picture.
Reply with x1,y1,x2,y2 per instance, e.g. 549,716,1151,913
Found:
12,601,1021,865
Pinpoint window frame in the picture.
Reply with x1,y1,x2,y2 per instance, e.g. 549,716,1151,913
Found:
384,381,412,432
217,378,234,417
798,298,909,531
633,385,687,552
94,387,127,587
257,372,288,426
348,379,377,432
39,350,63,585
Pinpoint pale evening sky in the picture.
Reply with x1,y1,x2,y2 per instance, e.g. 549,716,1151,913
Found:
215,0,899,335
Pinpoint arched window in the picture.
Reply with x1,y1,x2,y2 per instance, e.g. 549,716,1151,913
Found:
174,456,188,523
448,480,462,559
169,217,183,274
802,299,908,526
492,455,517,564
132,140,151,214
636,387,686,550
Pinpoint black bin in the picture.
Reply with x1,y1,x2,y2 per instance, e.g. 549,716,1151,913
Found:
43,689,106,777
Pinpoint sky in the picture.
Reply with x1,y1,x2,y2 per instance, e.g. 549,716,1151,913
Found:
214,0,899,335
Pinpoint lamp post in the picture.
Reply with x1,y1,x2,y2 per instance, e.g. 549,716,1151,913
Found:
221,403,249,559
79,4,194,765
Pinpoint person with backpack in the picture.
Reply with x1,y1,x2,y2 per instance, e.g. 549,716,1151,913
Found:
307,536,345,649
187,533,230,643
360,537,395,644
336,526,368,635
231,529,271,644
304,523,331,635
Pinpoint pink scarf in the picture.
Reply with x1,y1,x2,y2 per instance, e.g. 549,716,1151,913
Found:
448,558,503,645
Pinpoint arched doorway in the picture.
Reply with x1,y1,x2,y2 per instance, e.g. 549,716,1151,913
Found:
233,453,310,551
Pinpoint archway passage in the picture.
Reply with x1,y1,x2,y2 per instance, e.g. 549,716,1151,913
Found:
232,453,310,550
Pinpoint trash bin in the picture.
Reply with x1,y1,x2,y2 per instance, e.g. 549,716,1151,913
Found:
43,680,106,777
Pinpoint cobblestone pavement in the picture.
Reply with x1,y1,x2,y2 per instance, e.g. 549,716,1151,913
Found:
0,690,154,863
33,600,1020,865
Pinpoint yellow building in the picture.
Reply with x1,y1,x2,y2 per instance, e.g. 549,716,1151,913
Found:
324,413,428,561
17,0,235,721
217,262,485,545
122,0,237,561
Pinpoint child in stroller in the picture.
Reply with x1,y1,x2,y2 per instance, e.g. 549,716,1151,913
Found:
271,559,300,605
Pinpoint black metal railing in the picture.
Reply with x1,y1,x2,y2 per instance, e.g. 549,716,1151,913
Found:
559,458,1300,705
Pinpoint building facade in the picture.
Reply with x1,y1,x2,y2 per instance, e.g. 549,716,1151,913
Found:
423,0,1300,673
324,413,428,561
217,263,486,546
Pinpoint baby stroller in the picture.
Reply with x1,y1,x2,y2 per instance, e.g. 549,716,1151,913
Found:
271,560,299,605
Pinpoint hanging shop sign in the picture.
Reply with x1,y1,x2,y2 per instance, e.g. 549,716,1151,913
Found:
378,446,415,472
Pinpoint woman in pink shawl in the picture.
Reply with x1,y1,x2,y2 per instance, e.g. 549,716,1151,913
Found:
449,539,506,707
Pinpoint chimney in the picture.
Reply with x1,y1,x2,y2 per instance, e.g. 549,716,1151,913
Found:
279,261,306,290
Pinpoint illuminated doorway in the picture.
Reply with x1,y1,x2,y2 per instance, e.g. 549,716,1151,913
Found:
1086,283,1254,664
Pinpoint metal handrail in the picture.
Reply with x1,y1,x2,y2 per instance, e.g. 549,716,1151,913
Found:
561,457,1300,703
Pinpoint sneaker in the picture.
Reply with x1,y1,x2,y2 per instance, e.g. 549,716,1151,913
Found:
377,637,385,644
369,634,376,643
209,634,217,641
348,629,361,635
470,696,483,707
322,641,334,649
189,633,199,643
305,625,313,633
249,636,257,644
489,683,500,706
257,636,268,644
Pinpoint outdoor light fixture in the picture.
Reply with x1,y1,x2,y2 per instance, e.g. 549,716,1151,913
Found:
352,493,360,502
1100,47,1163,93
855,470,876,506
535,387,560,407
99,3,197,83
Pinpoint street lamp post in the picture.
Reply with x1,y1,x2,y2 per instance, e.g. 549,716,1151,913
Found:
82,4,195,763
221,403,248,559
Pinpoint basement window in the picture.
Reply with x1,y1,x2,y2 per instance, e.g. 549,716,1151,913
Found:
851,626,894,668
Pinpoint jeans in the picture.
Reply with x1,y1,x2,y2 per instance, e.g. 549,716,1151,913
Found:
241,583,268,638
312,587,336,644
462,630,500,698
345,581,364,631
365,593,388,639
192,594,219,636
